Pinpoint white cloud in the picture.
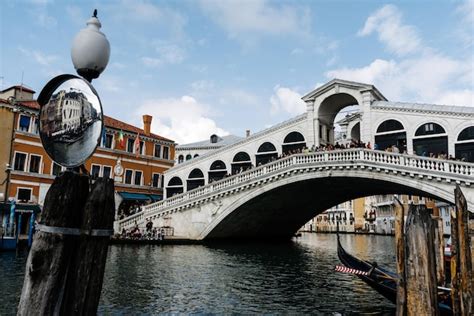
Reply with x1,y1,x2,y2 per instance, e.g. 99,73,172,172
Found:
142,42,185,68
18,47,58,66
137,96,228,144
358,4,421,56
326,53,473,106
326,59,398,85
437,90,474,106
270,86,306,115
199,0,311,45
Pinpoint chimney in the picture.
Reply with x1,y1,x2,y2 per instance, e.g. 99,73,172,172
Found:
246,129,250,137
143,114,152,136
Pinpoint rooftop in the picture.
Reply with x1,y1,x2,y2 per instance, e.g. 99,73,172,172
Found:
177,135,243,149
373,101,474,115
104,115,174,143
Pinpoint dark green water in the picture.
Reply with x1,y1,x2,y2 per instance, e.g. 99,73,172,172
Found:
1,233,396,315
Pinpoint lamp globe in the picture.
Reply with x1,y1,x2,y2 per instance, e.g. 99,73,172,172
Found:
71,9,110,82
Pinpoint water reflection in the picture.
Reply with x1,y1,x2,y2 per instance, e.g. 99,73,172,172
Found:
99,234,396,315
0,234,396,315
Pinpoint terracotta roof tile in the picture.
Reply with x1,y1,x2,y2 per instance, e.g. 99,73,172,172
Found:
1,85,36,94
0,98,40,110
18,100,40,110
104,115,174,143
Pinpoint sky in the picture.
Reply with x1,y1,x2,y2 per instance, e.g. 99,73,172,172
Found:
1,0,473,144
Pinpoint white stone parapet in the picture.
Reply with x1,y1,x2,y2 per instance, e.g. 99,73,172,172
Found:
116,148,474,233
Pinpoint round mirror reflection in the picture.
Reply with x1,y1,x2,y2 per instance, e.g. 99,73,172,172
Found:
39,74,103,168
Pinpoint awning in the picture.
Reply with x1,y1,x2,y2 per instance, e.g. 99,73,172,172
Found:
16,204,41,213
0,203,41,213
149,194,162,202
118,192,162,202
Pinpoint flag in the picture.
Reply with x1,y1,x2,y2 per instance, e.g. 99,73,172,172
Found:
134,133,140,156
118,130,124,148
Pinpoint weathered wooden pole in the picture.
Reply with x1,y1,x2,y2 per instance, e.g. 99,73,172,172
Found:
394,197,406,316
60,177,115,315
451,185,474,315
433,216,445,287
17,172,115,315
404,204,439,316
17,171,89,315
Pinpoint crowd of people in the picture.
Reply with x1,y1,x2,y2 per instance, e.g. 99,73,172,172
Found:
118,220,170,241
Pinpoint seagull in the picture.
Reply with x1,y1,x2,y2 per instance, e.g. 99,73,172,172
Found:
93,9,97,18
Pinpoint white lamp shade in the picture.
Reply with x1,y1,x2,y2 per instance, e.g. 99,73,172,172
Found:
71,16,110,80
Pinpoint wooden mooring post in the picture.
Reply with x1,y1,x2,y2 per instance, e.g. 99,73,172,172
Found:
17,171,115,315
451,185,474,315
394,197,406,316
403,204,439,316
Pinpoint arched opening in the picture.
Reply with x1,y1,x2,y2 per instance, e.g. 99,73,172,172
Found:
455,126,474,162
208,160,228,182
350,122,360,142
178,155,184,164
187,168,205,191
374,119,407,152
166,176,183,197
282,132,306,155
255,142,278,166
413,123,448,157
231,152,252,175
194,154,199,158
205,175,454,240
318,93,359,146
186,154,192,161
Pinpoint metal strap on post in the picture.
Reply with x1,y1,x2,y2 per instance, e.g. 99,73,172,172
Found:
36,224,113,237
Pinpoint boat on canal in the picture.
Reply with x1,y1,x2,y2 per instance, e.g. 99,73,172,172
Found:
336,233,453,314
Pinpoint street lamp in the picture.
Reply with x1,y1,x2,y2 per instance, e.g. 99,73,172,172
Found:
18,10,116,315
71,10,110,82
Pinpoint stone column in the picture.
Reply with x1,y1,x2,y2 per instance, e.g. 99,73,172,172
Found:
305,100,319,147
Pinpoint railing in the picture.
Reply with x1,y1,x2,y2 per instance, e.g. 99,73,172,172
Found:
117,148,474,230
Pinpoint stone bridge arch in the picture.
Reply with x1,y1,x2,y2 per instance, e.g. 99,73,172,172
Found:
201,170,468,240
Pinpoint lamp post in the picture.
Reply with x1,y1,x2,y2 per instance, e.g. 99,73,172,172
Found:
18,10,115,315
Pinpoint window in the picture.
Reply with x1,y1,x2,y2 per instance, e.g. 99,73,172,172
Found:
186,154,192,161
103,166,112,179
134,171,142,185
152,173,160,188
33,117,39,134
29,155,41,173
127,138,134,153
14,152,27,171
18,115,31,132
124,170,133,184
52,163,62,176
154,144,161,158
178,155,184,163
139,141,145,155
17,188,32,202
162,146,169,160
91,165,101,179
104,134,114,149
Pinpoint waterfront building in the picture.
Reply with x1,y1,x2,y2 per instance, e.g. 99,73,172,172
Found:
303,198,365,233
0,85,175,242
175,134,243,164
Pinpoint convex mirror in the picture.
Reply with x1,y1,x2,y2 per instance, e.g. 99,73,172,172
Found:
38,74,103,168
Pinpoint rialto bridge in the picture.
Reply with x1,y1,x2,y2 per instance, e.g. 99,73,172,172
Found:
115,79,474,239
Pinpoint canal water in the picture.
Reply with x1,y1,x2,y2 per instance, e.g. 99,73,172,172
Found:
1,233,396,315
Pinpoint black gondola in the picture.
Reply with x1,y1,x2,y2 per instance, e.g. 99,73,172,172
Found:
336,232,452,314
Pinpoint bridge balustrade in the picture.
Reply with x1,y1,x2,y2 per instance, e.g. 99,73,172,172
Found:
117,148,474,232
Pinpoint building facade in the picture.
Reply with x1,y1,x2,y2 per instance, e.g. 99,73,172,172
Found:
0,85,175,240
